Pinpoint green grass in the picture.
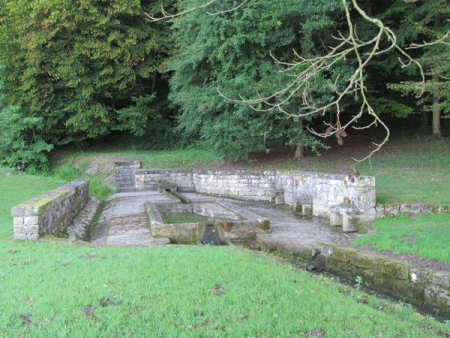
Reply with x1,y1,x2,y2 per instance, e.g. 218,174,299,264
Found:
56,147,223,171
1,169,449,337
165,213,208,224
353,214,450,263
357,137,450,204
52,163,113,201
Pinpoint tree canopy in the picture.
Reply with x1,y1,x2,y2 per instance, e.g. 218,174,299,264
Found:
169,0,343,159
0,0,174,170
0,0,448,170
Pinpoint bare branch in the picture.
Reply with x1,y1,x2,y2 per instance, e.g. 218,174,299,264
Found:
407,29,450,49
145,0,250,22
145,0,216,22
217,0,425,166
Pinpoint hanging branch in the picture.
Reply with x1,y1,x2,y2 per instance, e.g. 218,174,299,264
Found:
145,0,250,22
148,0,444,169
217,0,425,169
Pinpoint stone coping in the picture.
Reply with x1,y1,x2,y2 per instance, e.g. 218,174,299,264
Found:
11,180,88,217
11,180,89,240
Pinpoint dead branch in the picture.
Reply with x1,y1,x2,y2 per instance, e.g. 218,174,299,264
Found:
407,29,450,49
145,0,250,22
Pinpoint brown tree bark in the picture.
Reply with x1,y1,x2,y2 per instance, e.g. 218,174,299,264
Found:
432,12,442,138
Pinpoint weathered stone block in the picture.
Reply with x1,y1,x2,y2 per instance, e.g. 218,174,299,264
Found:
11,180,89,241
275,195,285,205
23,216,39,226
13,217,24,226
329,212,342,227
302,204,312,216
342,214,357,232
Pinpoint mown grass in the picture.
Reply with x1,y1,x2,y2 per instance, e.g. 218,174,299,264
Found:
56,147,223,171
1,170,449,337
353,214,450,263
52,163,113,201
358,137,450,205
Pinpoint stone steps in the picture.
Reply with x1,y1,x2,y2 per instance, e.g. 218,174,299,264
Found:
114,161,141,192
66,197,101,241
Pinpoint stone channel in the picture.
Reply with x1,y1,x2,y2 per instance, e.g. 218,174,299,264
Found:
10,162,450,317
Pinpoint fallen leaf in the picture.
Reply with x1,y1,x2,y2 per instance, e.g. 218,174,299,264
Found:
20,314,31,325
305,330,325,338
212,285,225,296
82,306,96,318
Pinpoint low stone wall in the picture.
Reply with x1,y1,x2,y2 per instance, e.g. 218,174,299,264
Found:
256,238,450,317
375,203,450,217
134,170,376,219
11,180,90,240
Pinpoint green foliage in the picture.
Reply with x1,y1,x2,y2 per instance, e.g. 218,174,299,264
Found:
115,94,156,136
0,0,174,168
169,0,341,160
371,98,414,118
386,0,450,121
0,105,53,172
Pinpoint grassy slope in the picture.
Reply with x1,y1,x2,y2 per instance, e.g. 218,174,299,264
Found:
1,170,449,336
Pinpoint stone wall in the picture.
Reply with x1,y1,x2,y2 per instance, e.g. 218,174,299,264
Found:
194,171,278,201
277,172,376,218
133,170,376,219
375,203,450,218
135,170,195,192
256,238,450,317
11,180,90,240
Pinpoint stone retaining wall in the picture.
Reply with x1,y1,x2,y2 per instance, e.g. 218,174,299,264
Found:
256,238,450,317
11,180,90,240
134,170,376,219
135,170,195,192
375,203,450,217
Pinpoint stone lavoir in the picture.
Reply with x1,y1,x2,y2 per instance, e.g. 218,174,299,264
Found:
10,162,450,317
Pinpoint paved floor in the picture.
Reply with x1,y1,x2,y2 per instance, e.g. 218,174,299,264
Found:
91,191,350,248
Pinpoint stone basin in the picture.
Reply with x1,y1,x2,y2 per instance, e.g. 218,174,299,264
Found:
145,199,270,244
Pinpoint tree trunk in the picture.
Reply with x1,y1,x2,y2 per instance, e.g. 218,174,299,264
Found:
432,12,442,138
294,118,304,161
294,144,304,160
432,92,441,138
151,72,157,94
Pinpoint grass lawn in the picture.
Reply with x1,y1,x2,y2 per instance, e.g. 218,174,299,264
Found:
1,170,449,337
353,214,450,263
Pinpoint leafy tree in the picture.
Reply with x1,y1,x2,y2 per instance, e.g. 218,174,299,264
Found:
155,0,449,165
168,0,342,160
387,0,450,137
0,0,174,169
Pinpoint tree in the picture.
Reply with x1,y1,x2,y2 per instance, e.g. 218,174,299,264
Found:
387,0,450,138
0,0,174,169
167,0,341,160
151,0,449,166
